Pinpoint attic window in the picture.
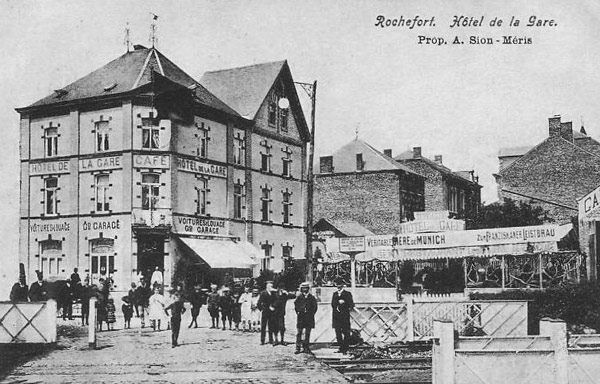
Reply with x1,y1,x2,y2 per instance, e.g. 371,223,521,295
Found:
103,83,117,92
54,89,68,98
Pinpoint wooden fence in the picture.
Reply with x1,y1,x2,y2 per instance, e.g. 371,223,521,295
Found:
309,299,527,343
433,318,600,384
0,300,57,343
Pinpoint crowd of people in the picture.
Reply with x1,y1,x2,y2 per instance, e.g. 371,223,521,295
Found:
10,269,355,354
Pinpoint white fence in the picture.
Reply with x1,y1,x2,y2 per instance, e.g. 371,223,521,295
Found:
0,300,57,343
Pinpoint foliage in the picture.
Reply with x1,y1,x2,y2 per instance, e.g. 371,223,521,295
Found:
255,269,276,291
459,198,553,230
470,282,600,334
277,260,306,291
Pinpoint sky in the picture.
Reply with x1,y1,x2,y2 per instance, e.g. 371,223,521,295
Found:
1,0,600,297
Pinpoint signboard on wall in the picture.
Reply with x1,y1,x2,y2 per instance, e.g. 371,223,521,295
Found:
398,218,465,234
579,185,600,220
30,160,70,176
176,157,227,178
172,215,229,236
80,155,122,172
339,236,365,253
133,154,170,169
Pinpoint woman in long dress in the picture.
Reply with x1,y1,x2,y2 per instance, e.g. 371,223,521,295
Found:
148,287,166,331
238,286,253,331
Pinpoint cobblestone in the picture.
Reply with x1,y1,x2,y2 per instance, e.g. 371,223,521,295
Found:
2,311,348,383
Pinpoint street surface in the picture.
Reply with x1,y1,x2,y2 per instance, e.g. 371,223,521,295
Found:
2,309,348,384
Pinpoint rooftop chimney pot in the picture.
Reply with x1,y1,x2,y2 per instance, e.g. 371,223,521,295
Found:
413,147,422,159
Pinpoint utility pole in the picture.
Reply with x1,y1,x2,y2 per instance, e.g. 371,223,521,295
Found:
306,80,317,282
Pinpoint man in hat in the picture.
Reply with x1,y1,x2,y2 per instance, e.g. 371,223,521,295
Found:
257,281,276,345
219,286,235,330
294,282,318,354
272,282,295,346
207,284,220,329
188,284,205,328
331,278,354,354
10,263,29,302
29,271,48,302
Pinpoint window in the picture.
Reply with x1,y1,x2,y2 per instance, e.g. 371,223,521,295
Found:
233,183,243,219
282,191,292,224
44,177,58,215
197,179,207,215
233,136,245,165
282,245,292,259
261,188,271,222
268,95,277,126
142,118,159,149
95,121,110,152
261,146,271,172
40,240,62,277
141,173,160,210
356,153,364,171
282,150,292,177
198,123,208,158
90,238,115,281
45,127,58,157
280,108,288,132
95,174,110,212
448,186,459,213
261,243,272,271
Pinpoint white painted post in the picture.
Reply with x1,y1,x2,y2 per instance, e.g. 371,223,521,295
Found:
350,254,356,290
406,299,414,342
539,318,568,384
46,300,57,343
433,319,455,384
88,297,97,349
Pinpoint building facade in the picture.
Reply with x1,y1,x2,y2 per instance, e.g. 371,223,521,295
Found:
495,115,600,223
17,45,310,292
394,147,481,216
315,139,425,234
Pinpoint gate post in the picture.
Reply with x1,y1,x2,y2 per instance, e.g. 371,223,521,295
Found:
540,318,568,384
46,300,57,343
433,319,455,384
88,297,97,349
406,298,414,342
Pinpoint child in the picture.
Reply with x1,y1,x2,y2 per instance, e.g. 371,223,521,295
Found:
164,292,186,348
238,286,252,331
219,287,234,330
105,297,117,331
122,296,134,329
207,284,220,329
148,287,166,331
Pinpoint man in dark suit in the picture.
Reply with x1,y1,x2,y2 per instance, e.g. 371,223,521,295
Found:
331,279,354,354
28,271,48,302
294,282,318,354
257,281,276,345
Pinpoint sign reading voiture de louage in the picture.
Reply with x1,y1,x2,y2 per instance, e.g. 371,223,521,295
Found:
339,237,366,253
363,224,562,250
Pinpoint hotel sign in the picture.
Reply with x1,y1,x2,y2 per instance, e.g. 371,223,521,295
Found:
398,218,465,234
173,215,229,236
176,157,227,178
579,186,600,220
30,160,70,176
80,155,122,172
133,154,170,169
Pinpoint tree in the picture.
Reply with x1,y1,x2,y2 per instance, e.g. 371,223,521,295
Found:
459,198,553,230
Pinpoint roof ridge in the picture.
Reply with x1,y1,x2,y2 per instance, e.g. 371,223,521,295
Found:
131,50,154,90
204,60,287,74
501,188,577,210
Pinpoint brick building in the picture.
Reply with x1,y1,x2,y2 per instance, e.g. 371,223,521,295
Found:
17,45,310,292
394,147,481,216
315,139,425,234
495,115,600,223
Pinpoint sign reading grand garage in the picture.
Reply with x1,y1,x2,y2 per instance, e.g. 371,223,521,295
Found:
176,157,227,178
173,215,228,235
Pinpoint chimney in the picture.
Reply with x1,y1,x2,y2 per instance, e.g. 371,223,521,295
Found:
383,149,392,157
549,115,561,137
560,121,573,142
413,147,422,159
319,156,334,173
434,155,443,165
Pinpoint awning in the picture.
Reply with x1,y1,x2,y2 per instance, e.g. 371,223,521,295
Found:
178,237,258,269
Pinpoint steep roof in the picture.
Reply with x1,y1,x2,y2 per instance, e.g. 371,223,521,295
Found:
200,60,286,119
313,218,375,237
328,139,422,176
394,151,478,185
21,45,237,116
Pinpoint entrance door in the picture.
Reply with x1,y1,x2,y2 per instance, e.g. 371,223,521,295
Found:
137,235,165,283
90,238,115,285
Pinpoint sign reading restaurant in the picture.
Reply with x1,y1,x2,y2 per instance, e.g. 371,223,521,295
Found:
172,215,229,236
176,157,227,178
